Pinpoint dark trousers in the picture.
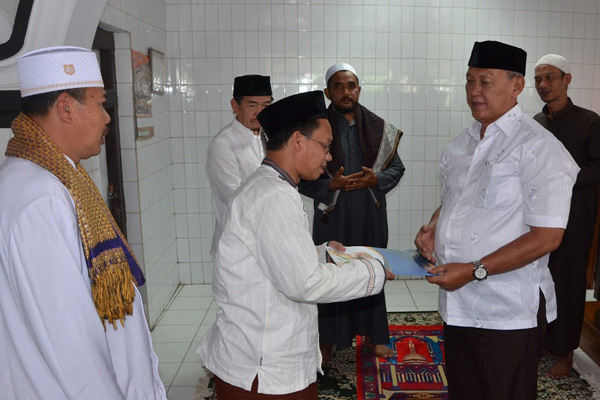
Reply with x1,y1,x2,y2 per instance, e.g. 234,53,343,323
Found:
214,375,318,400
444,324,540,400
545,242,588,356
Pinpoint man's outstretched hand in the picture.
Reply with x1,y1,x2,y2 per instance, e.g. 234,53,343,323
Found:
328,167,347,191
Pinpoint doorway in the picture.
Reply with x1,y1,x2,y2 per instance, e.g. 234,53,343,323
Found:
92,27,128,236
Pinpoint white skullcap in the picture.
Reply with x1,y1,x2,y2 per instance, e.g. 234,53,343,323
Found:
535,54,570,74
325,63,358,85
17,46,104,98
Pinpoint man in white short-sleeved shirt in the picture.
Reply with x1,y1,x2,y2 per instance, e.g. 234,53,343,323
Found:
206,75,272,256
415,41,578,400
198,91,394,399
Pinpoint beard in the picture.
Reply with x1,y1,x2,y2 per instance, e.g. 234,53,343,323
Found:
332,97,357,114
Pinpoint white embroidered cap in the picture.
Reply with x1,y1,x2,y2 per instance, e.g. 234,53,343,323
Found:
17,46,104,98
535,54,570,74
325,63,358,85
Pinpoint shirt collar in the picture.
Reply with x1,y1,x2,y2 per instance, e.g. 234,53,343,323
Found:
232,117,254,135
541,97,575,120
262,158,297,188
64,154,77,168
334,108,356,126
467,103,523,140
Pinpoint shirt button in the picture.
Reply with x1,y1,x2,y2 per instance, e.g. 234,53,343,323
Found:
528,189,538,202
480,189,487,203
531,304,539,313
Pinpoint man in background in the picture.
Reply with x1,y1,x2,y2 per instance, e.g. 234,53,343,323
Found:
534,54,600,378
415,41,578,399
198,90,394,399
299,63,405,361
206,74,272,256
0,46,166,399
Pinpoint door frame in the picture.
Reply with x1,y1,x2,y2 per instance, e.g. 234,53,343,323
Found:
92,27,128,236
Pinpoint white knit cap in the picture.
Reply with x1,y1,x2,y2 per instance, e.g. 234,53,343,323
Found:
17,46,104,98
325,63,358,85
535,54,570,74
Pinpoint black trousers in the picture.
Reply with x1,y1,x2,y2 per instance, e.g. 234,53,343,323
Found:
444,293,546,400
444,324,540,400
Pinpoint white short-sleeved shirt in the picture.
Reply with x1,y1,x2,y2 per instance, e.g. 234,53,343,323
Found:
435,104,579,330
198,164,387,395
206,118,265,256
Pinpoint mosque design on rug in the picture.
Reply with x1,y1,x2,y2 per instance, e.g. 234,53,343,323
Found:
196,312,594,400
357,325,447,400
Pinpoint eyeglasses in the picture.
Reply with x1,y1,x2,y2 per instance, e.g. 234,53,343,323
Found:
307,136,331,153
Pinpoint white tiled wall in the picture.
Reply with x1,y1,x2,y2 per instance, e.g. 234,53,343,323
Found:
4,0,600,326
164,0,600,287
0,129,10,162
102,0,179,327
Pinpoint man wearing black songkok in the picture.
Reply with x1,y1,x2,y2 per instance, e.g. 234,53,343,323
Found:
198,91,394,399
206,75,272,257
415,41,578,399
298,63,405,363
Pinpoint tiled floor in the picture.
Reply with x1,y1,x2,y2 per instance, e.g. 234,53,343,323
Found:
152,283,600,399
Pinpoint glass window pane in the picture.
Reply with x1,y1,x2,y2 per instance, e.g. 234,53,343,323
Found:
0,0,20,44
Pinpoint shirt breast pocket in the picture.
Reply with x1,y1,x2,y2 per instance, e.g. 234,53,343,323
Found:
473,162,520,210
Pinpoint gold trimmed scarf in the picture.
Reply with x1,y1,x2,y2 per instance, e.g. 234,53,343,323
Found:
7,113,145,329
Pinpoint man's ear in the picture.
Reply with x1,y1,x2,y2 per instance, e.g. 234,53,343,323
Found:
291,130,306,151
230,97,239,115
512,76,525,99
56,92,74,123
324,88,331,100
564,73,572,86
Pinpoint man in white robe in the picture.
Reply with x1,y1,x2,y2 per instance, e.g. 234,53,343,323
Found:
0,46,166,400
206,75,272,256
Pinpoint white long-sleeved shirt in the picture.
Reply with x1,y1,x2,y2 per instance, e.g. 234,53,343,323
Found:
206,118,265,256
435,104,579,330
198,163,387,394
0,157,166,400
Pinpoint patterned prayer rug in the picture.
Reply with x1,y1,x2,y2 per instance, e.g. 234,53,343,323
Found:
194,312,596,400
356,324,446,399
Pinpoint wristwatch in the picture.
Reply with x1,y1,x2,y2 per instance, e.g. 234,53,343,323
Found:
473,259,488,281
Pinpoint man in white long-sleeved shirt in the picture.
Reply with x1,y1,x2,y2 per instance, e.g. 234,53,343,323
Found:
198,90,394,399
0,47,166,399
206,75,272,256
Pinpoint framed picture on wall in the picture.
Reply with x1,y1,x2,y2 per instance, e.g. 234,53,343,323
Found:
150,48,165,94
132,49,152,117
136,126,155,141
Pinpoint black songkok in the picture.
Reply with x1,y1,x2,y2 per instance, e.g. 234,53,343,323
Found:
233,75,272,97
468,41,527,76
257,91,327,140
